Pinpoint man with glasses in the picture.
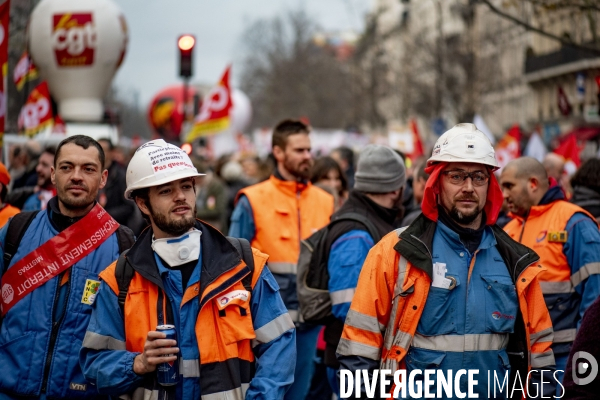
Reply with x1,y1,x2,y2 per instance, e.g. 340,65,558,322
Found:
501,157,600,390
336,124,556,398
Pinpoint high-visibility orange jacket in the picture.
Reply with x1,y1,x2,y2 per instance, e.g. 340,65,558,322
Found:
337,215,556,396
0,203,20,228
80,221,296,399
504,192,600,357
234,175,334,319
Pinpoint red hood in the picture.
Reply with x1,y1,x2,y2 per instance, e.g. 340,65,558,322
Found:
421,162,504,226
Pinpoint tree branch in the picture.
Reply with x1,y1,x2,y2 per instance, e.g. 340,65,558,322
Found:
477,0,600,54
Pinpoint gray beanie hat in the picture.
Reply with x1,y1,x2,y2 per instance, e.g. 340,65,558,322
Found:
354,145,406,193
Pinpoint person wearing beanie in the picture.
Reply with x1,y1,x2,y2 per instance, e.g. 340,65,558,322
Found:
337,124,557,398
0,161,20,227
324,144,406,396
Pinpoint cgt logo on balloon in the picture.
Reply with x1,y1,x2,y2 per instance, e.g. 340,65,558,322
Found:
52,13,96,67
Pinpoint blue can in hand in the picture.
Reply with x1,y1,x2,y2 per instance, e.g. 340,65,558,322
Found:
156,324,179,386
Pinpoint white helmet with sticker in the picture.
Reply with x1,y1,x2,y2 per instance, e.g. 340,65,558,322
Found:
427,123,498,170
124,139,204,199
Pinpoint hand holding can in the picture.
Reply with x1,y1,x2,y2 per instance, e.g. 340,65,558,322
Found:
133,326,179,381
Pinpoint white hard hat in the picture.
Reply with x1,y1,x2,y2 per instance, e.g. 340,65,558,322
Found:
428,123,498,170
125,139,205,199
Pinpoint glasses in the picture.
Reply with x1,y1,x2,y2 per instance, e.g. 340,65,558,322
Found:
442,170,490,187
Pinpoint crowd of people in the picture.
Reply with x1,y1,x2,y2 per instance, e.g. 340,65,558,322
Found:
0,121,599,399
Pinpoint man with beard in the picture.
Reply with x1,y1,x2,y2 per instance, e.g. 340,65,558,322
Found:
81,139,295,399
501,157,600,389
229,119,334,400
337,124,557,398
19,146,56,211
0,135,134,399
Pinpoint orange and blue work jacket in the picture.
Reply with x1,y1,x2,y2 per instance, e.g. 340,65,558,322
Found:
80,221,296,399
337,215,556,398
230,173,334,321
504,186,600,359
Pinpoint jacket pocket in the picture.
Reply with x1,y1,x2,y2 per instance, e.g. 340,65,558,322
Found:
405,348,446,391
275,208,292,240
0,331,36,394
417,275,460,336
481,275,518,333
216,285,256,345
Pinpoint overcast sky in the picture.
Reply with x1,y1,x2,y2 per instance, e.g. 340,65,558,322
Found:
112,0,372,109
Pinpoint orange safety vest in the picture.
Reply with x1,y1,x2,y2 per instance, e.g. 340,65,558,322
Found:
99,248,268,397
238,176,334,275
504,200,597,346
338,227,555,392
0,204,20,228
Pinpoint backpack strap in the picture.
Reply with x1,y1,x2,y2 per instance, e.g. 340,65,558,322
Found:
2,211,39,275
115,226,135,255
226,237,255,292
330,212,383,243
115,249,133,315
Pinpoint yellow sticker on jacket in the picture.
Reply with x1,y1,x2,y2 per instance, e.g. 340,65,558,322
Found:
547,231,567,243
81,279,100,305
216,290,249,310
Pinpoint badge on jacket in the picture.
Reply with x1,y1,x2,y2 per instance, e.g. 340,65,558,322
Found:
547,231,567,243
217,290,249,310
81,279,100,305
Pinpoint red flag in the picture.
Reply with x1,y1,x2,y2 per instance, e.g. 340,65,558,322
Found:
0,1,10,139
495,124,521,171
52,114,66,134
18,82,54,136
409,119,424,161
554,133,583,168
14,51,39,91
186,65,233,141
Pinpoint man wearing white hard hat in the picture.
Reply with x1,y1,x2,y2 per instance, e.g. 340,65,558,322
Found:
336,124,557,398
81,139,296,399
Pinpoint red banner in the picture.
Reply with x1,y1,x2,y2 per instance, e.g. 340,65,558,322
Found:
186,65,233,141
495,124,522,171
19,81,54,136
52,13,95,67
14,51,38,91
0,1,10,138
1,204,118,316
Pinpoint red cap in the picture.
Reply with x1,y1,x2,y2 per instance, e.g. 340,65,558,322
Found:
0,162,10,186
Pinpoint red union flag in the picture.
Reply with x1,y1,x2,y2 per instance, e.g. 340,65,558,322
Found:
186,65,233,141
0,1,10,137
19,82,54,136
52,13,96,67
495,124,521,171
14,51,39,91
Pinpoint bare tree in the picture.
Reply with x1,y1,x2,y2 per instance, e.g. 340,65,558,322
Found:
238,9,356,129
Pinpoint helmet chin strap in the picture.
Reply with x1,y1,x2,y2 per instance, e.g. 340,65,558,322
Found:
152,229,202,267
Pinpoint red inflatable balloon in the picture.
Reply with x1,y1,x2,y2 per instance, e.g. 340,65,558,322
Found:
148,84,198,142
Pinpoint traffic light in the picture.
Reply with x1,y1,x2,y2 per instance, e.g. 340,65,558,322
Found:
178,34,195,78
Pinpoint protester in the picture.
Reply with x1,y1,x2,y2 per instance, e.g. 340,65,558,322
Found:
220,159,250,232
80,139,295,399
0,135,134,399
400,160,428,226
229,119,334,400
97,138,136,227
0,161,20,228
194,162,228,232
569,157,600,221
311,155,348,209
501,157,600,387
325,144,405,396
11,139,41,190
543,152,565,184
337,123,556,397
20,146,56,211
330,146,355,189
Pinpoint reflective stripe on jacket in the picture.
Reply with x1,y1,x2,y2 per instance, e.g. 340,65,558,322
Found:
79,221,296,400
236,175,333,318
504,199,600,355
337,214,556,396
0,209,124,399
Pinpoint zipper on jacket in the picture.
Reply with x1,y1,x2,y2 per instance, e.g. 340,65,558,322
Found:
517,215,528,243
296,188,301,246
41,271,71,393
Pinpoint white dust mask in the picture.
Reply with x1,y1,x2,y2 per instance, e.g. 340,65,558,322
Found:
151,229,202,267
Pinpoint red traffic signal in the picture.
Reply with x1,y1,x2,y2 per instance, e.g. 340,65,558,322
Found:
178,34,195,78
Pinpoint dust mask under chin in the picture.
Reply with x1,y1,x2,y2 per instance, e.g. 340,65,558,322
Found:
151,229,202,267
